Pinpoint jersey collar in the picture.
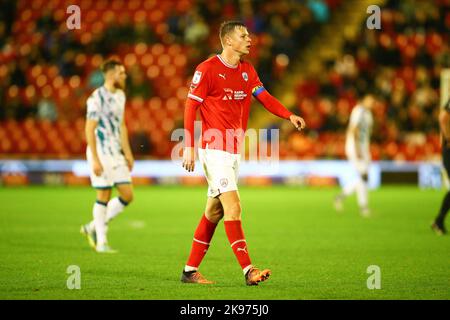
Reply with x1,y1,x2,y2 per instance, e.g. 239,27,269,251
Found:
217,55,238,69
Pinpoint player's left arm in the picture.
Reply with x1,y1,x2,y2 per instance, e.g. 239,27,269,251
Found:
120,118,134,171
252,86,306,131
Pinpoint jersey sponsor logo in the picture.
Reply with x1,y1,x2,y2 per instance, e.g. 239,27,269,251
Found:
223,88,234,101
192,71,202,84
234,91,247,100
222,89,248,101
242,72,248,81
218,73,226,79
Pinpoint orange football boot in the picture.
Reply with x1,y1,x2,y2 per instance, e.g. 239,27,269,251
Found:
181,270,215,284
245,267,271,286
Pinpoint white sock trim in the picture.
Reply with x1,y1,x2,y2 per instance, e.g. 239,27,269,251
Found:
184,265,198,272
243,265,253,275
193,238,210,245
230,239,246,248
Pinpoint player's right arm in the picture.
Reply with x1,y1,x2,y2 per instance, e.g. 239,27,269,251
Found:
182,98,201,172
182,65,210,172
85,95,103,176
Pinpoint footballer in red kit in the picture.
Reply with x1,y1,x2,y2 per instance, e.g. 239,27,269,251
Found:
181,21,306,285
186,54,270,153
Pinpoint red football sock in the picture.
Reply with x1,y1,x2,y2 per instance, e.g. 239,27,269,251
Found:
224,220,252,271
185,214,218,269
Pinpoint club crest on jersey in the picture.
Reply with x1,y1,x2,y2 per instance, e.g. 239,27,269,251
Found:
242,72,248,82
192,71,202,84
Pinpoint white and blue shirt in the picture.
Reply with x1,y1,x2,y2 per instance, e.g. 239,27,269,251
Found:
86,86,126,157
346,104,373,159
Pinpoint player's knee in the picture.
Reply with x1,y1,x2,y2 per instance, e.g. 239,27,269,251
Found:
119,190,133,204
206,204,224,222
206,210,223,223
224,202,242,220
96,190,111,202
122,193,133,204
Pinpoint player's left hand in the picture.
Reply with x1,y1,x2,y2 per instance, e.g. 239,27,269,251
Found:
289,115,306,131
182,147,195,172
125,154,134,171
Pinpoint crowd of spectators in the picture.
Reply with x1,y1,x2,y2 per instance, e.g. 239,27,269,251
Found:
284,0,449,161
0,0,339,158
167,0,339,89
7,0,447,162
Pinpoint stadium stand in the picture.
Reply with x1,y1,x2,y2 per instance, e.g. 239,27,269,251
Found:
285,0,449,161
0,0,447,161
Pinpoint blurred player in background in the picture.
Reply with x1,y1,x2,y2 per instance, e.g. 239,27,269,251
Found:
334,94,375,217
432,98,450,235
181,21,306,285
80,60,134,253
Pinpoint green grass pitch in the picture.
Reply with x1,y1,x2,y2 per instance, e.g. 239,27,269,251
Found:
0,185,449,300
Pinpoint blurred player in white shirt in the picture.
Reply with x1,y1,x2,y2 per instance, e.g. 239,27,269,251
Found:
80,60,134,253
334,94,375,217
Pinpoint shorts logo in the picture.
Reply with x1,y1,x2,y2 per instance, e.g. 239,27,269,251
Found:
192,71,202,84
220,178,228,188
242,72,248,81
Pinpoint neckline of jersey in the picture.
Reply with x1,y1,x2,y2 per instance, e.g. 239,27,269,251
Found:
217,54,239,69
102,86,124,98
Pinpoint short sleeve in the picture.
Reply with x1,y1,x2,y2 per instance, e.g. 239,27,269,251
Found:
86,94,100,121
187,64,210,103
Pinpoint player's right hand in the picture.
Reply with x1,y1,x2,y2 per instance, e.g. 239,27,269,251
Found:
182,147,195,172
93,159,103,176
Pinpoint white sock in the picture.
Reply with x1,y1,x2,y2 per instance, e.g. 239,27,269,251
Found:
93,201,107,246
343,182,357,196
88,220,95,232
356,179,368,209
184,265,198,272
243,265,253,275
106,197,128,223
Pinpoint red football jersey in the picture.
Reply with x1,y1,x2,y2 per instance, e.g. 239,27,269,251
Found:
187,55,263,154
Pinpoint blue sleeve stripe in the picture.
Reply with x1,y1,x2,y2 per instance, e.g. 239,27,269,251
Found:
252,86,266,97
